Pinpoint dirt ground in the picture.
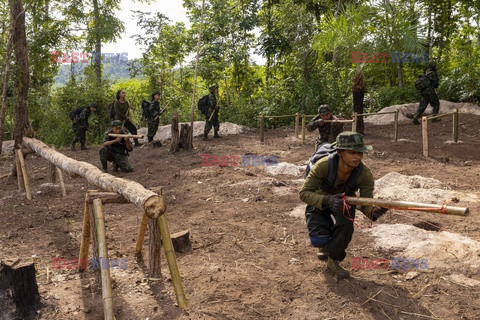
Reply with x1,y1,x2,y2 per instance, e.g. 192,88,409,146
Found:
0,113,479,320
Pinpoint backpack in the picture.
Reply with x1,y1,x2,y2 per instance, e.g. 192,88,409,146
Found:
141,100,151,119
415,74,431,91
305,143,364,195
108,100,116,119
198,95,209,116
69,107,83,120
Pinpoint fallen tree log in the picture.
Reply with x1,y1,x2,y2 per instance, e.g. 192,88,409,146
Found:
22,137,165,218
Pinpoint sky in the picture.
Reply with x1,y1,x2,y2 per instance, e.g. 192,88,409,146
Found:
102,0,265,64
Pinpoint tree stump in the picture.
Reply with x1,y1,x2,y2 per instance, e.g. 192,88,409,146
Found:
171,230,192,253
179,124,191,150
0,259,40,317
170,111,179,153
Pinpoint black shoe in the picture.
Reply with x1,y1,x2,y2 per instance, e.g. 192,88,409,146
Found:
203,134,209,141
71,143,76,151
412,115,420,125
113,163,118,172
81,145,88,150
214,133,221,138
102,168,108,173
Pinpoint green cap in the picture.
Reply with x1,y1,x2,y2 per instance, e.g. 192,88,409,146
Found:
111,120,123,128
209,84,218,92
318,104,331,115
335,131,372,153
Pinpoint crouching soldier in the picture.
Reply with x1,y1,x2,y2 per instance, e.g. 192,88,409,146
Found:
307,104,343,151
99,120,133,173
299,131,387,278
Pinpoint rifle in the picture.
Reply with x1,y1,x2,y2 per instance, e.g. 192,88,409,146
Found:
208,95,222,122
154,102,170,121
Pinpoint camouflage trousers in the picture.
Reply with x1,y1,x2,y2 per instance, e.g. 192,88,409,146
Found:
417,92,440,116
72,125,86,146
147,118,159,142
99,147,132,172
204,111,220,135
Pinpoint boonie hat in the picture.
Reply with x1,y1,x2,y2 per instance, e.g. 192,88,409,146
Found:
111,120,123,128
335,131,372,153
318,104,331,115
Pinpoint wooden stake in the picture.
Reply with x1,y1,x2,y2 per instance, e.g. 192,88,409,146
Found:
295,113,299,138
135,214,149,257
56,166,67,197
352,112,358,132
259,114,265,142
157,214,188,310
92,199,115,320
453,108,458,143
78,193,91,272
393,110,398,142
148,217,162,277
14,152,23,191
16,148,31,200
422,116,429,157
301,114,306,144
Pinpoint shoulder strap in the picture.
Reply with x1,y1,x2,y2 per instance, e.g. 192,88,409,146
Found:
344,162,364,195
325,153,338,189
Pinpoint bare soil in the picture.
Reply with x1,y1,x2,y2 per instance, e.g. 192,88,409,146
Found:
0,113,479,320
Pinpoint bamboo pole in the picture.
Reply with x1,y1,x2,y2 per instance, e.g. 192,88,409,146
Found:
428,110,456,120
16,148,31,200
344,196,469,216
393,110,398,142
157,214,188,310
78,193,91,272
15,152,23,191
92,199,115,320
352,112,357,132
295,113,299,138
323,119,354,123
259,114,265,142
453,108,458,143
256,114,297,118
422,116,429,157
301,114,306,144
353,111,398,117
108,133,143,139
135,214,149,257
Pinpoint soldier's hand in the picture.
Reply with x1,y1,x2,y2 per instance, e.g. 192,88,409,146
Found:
322,193,344,214
316,119,324,126
367,207,388,222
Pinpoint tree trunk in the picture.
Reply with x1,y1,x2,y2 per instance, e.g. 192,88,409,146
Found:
179,123,191,150
170,111,179,153
0,20,14,155
22,137,166,218
92,0,102,84
397,61,404,88
353,91,365,134
9,0,30,149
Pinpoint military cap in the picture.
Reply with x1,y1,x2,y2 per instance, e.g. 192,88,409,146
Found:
427,61,437,70
88,102,96,108
335,131,372,153
209,84,218,93
111,120,123,128
318,104,331,115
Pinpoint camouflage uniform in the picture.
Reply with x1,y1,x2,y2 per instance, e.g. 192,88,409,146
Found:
307,105,343,150
99,126,133,172
204,85,220,139
147,100,161,142
72,107,92,149
413,62,440,124
114,99,140,145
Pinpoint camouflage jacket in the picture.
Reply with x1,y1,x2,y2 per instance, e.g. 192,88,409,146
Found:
307,115,344,144
421,71,439,94
73,107,91,129
148,100,161,120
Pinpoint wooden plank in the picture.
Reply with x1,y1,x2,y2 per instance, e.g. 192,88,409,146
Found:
422,116,429,157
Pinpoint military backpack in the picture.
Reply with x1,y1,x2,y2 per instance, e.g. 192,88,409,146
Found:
108,100,116,119
198,95,209,116
415,74,431,91
69,107,83,120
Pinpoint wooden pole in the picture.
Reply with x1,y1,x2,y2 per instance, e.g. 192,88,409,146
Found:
345,196,469,216
16,148,31,200
135,214,149,257
56,166,67,197
301,114,306,144
171,111,179,152
393,110,398,142
149,217,162,277
92,199,115,320
78,193,91,271
422,116,429,157
157,214,188,310
453,108,458,143
107,133,143,139
259,114,265,142
295,113,299,138
49,146,56,183
15,152,23,191
352,112,357,132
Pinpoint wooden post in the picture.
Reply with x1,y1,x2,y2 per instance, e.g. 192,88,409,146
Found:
15,148,31,200
135,214,149,257
91,199,115,320
453,108,458,143
56,167,67,197
78,194,91,271
259,114,265,142
393,110,398,142
301,114,306,144
148,218,162,277
179,124,191,150
48,146,56,183
157,214,188,310
171,111,179,152
352,112,358,132
295,113,299,138
422,116,429,157
14,152,23,191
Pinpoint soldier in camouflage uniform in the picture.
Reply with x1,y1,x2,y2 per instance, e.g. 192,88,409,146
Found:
300,131,387,278
99,120,133,173
71,103,96,150
147,91,164,143
204,85,220,141
413,61,440,124
307,104,343,150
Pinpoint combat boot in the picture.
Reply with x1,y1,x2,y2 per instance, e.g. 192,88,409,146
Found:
113,163,118,172
203,133,209,141
71,143,76,151
317,246,328,261
214,131,221,138
327,257,350,279
134,139,142,147
412,114,420,125
80,144,88,150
